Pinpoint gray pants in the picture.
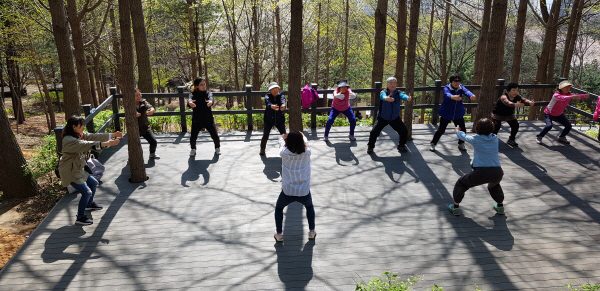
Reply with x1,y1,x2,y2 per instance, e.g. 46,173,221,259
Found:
453,167,504,204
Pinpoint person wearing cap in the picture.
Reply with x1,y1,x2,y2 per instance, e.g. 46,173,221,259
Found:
491,82,534,147
188,77,221,156
536,80,589,145
429,74,476,152
323,79,357,141
367,76,412,153
260,82,287,155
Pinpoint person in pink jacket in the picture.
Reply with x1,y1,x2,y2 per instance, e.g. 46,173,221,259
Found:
324,79,357,141
594,95,600,121
536,80,589,145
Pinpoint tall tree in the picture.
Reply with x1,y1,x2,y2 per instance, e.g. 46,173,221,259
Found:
402,0,421,139
475,0,508,122
371,0,388,105
276,3,283,86
510,0,528,82
65,0,96,106
315,2,321,85
119,0,147,182
288,0,303,131
342,0,349,78
109,6,122,92
222,0,240,90
560,0,584,79
394,0,407,86
49,0,80,119
251,0,262,108
473,0,492,85
420,0,435,123
187,0,198,78
130,0,154,95
0,98,40,199
440,1,451,88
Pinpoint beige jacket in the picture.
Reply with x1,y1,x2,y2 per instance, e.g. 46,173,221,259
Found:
58,133,111,185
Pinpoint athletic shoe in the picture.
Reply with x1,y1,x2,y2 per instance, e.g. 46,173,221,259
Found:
535,135,543,144
190,149,196,156
215,148,221,155
274,233,284,242
348,135,356,141
429,143,436,152
506,139,518,147
458,143,466,151
75,215,93,226
308,231,317,240
323,136,329,141
397,144,408,153
367,146,374,154
494,203,505,215
448,204,461,216
557,136,570,145
85,202,103,211
149,153,161,159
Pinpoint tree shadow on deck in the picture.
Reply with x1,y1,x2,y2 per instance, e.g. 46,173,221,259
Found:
181,154,219,187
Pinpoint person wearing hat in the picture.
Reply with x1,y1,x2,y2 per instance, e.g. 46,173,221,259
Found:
491,82,534,147
536,80,589,145
323,79,357,141
367,76,412,153
260,82,287,155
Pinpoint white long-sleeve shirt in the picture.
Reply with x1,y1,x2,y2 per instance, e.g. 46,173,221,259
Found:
279,136,311,196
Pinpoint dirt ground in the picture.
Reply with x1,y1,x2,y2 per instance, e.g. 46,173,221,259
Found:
1,95,65,270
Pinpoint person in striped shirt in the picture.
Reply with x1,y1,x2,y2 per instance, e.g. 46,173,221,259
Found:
274,131,316,242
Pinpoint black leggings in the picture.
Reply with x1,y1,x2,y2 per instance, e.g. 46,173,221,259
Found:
431,117,466,145
190,123,220,149
141,129,158,154
275,191,315,234
492,119,519,140
261,122,286,150
453,167,504,204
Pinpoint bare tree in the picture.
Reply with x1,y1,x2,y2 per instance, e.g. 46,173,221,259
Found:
187,0,198,78
131,0,154,96
420,0,435,123
342,0,349,78
395,0,407,86
402,0,421,140
315,2,321,85
560,0,585,79
371,0,388,105
510,0,528,82
473,0,492,85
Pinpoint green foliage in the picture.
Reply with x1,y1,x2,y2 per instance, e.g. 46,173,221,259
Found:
567,283,600,291
24,134,57,179
585,127,599,139
355,272,422,291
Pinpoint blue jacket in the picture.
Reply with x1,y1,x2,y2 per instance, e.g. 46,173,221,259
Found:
378,88,409,121
438,84,474,120
457,131,501,167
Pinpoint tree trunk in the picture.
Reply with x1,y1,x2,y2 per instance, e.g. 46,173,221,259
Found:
187,0,198,78
66,0,94,106
252,0,262,108
420,1,435,123
315,2,321,85
561,0,584,79
195,8,203,83
49,0,80,119
201,22,209,83
131,0,154,97
475,0,508,122
93,51,105,103
371,0,388,106
110,7,122,93
276,4,283,86
323,0,330,106
87,64,99,107
0,99,40,199
510,0,527,82
6,49,25,124
395,0,407,86
342,0,349,78
222,0,240,91
402,0,421,140
119,0,147,182
473,0,492,85
440,1,451,89
288,0,303,132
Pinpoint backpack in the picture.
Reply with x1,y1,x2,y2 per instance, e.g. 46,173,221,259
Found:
301,84,319,109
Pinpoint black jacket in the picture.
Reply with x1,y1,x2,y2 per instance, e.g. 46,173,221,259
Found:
264,92,286,125
136,99,153,134
188,90,215,127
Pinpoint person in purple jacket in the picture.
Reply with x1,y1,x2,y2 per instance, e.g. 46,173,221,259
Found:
429,74,477,152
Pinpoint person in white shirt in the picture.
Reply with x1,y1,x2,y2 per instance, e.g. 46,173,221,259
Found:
274,131,316,242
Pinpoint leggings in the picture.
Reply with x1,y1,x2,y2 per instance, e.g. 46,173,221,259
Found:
492,119,519,140
140,129,158,153
538,113,572,138
431,117,466,145
190,123,220,149
261,122,286,150
367,116,408,148
453,167,504,204
275,191,315,234
70,175,98,219
325,107,356,137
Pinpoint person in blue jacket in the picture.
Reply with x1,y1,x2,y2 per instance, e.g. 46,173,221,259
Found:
367,76,412,154
429,74,477,152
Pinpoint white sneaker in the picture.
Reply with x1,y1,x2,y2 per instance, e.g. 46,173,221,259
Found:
536,135,543,144
189,149,196,156
458,143,466,151
429,143,436,152
149,153,160,159
215,148,221,155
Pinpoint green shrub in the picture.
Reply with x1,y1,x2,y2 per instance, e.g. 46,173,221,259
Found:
24,134,58,179
585,127,598,139
567,283,600,291
355,272,422,291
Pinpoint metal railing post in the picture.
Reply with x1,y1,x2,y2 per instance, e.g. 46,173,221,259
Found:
178,86,187,132
83,104,95,133
110,87,120,132
373,82,382,121
54,126,64,156
311,83,318,129
433,80,442,125
246,85,253,131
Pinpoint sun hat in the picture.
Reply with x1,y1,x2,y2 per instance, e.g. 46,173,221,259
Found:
267,82,280,91
337,80,350,88
558,80,573,90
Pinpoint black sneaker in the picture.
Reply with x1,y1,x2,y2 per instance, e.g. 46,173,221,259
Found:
85,202,103,211
367,146,374,154
506,139,519,147
397,144,408,153
75,215,93,225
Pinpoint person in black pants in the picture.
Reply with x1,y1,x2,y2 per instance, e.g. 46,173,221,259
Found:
135,89,159,159
491,82,534,147
188,77,221,156
260,82,286,155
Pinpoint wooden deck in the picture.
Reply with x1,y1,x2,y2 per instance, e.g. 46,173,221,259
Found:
0,122,599,290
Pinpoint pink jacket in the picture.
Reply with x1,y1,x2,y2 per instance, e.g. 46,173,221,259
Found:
332,88,356,112
594,96,600,121
544,92,587,116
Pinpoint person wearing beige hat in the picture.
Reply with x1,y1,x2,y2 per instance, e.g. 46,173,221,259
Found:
536,80,589,145
260,82,287,155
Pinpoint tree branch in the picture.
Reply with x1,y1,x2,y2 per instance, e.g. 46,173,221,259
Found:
527,0,545,25
84,1,112,48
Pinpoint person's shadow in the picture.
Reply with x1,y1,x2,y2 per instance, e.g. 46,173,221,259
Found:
42,225,109,263
274,203,315,290
326,140,359,166
369,152,419,183
447,213,514,251
181,154,219,187
434,150,472,177
261,155,282,182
